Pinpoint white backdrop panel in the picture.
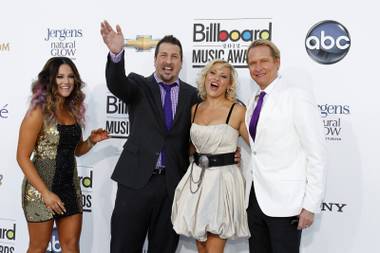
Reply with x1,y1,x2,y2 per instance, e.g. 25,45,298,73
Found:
1,0,379,252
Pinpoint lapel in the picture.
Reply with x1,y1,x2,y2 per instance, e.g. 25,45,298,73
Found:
246,88,261,146
172,80,187,128
246,77,282,145
245,89,259,137
254,77,282,144
147,75,166,131
245,89,259,132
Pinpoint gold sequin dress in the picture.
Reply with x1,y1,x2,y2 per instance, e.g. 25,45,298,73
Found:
22,121,83,222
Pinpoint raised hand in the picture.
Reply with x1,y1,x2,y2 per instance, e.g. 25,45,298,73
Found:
100,20,125,54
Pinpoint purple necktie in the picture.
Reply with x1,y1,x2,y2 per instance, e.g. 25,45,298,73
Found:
249,91,266,142
160,82,176,130
159,82,177,166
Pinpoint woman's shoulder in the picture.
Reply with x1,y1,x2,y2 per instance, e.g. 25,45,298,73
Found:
191,102,200,112
20,105,45,132
232,101,246,113
26,105,44,120
228,102,246,125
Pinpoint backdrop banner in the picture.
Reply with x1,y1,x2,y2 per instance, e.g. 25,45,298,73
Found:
1,1,378,252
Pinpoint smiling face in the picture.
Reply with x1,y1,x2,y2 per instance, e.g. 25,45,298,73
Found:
204,63,232,99
55,64,75,98
247,45,280,90
154,42,182,84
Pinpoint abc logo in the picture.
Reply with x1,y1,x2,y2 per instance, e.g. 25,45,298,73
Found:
47,227,61,252
305,20,350,64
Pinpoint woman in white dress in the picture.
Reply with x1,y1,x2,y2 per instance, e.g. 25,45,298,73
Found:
171,59,250,253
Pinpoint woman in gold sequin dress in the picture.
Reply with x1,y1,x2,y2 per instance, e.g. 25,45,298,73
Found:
16,57,108,253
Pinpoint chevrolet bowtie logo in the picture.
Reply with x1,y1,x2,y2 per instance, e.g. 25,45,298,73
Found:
124,35,160,51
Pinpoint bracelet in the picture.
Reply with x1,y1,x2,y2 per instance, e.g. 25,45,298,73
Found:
87,138,96,148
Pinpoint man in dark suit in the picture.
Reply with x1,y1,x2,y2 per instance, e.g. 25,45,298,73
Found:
100,21,199,253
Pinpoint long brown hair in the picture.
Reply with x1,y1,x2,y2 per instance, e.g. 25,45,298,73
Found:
30,57,85,126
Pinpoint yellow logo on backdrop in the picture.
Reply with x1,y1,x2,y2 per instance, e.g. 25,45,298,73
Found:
125,35,159,51
0,42,10,51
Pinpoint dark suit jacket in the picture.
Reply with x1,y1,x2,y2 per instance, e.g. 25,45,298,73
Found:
106,53,199,199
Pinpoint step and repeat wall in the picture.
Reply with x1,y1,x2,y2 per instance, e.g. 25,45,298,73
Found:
1,0,379,252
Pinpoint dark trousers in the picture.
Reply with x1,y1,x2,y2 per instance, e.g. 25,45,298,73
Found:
110,175,179,253
247,185,301,253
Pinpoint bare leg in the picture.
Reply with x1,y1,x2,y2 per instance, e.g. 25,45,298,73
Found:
205,233,226,253
196,239,207,253
27,220,54,253
56,214,82,253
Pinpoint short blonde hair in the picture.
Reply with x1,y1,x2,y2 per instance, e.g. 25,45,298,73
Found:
197,59,238,101
247,39,281,62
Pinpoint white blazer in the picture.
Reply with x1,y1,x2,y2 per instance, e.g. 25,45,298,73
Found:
243,76,326,217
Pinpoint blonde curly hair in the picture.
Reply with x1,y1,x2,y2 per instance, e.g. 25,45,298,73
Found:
196,59,238,101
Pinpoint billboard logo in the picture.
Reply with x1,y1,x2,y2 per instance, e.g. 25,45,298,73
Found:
0,245,14,252
193,23,271,42
192,18,273,68
0,224,15,241
105,95,129,139
0,220,16,252
78,166,93,212
305,20,350,64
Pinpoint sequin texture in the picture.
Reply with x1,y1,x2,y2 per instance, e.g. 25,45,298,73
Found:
22,122,83,222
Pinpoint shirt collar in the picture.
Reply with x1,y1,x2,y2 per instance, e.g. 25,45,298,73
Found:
257,74,281,96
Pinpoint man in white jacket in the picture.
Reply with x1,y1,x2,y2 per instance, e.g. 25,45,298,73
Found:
244,39,326,253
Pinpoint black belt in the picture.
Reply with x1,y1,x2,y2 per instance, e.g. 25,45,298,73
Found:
190,152,236,194
152,166,165,175
193,152,236,168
